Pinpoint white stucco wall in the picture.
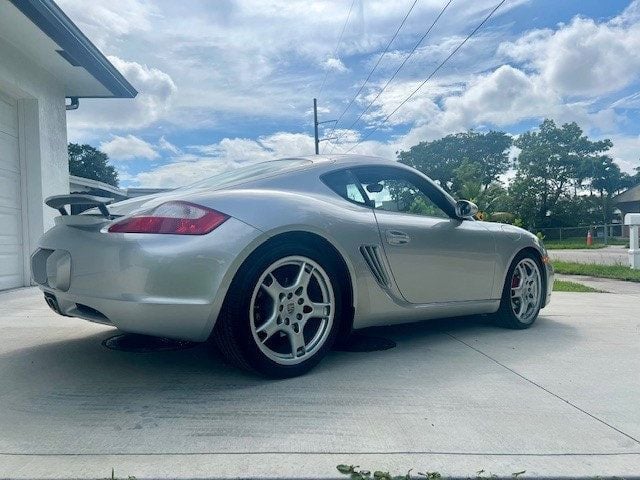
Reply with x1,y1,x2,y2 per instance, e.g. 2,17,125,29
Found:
0,35,69,272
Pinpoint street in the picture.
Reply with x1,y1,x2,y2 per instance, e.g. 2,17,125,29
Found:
548,245,629,265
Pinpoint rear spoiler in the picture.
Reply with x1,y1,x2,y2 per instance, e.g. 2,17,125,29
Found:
45,194,113,218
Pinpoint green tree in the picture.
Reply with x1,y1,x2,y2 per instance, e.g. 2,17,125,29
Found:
452,160,509,213
68,143,119,187
618,165,640,191
398,131,512,210
589,155,630,224
511,119,612,229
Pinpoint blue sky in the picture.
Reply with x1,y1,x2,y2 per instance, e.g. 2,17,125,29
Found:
57,0,640,187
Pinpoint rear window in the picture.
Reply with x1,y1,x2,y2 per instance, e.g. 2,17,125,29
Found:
321,169,368,206
183,158,311,190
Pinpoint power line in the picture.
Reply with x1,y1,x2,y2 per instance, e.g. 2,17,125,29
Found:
322,0,420,153
318,0,357,97
329,0,454,153
343,0,506,154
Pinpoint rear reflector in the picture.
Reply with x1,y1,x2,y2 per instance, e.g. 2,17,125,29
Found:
108,201,228,235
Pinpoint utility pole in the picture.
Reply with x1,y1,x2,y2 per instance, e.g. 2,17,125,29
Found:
313,98,337,155
313,98,320,154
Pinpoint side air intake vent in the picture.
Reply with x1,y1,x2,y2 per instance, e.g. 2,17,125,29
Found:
360,245,390,287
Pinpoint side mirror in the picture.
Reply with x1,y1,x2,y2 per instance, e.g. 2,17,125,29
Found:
366,183,384,193
455,200,478,219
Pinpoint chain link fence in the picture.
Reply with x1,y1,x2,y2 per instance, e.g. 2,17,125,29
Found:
537,223,627,245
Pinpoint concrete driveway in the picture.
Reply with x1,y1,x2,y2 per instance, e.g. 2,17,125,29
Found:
548,245,628,265
0,288,639,479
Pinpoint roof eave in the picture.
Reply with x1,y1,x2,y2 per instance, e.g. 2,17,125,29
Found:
9,0,137,99
613,184,640,204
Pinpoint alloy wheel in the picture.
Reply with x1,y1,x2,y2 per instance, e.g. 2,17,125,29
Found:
510,258,542,324
249,256,335,365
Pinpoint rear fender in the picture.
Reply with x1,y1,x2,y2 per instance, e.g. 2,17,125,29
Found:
202,225,360,340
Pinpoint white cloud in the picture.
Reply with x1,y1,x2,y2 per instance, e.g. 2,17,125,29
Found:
136,132,314,187
135,159,233,188
355,1,640,140
322,57,348,73
100,134,159,160
158,136,181,154
56,0,158,48
362,60,622,143
61,0,519,134
115,165,136,183
188,138,274,163
333,139,399,159
134,130,398,188
66,57,176,134
323,128,361,145
109,55,177,122
608,134,640,174
361,79,452,128
440,66,555,128
258,132,316,157
60,0,640,186
611,90,640,109
499,14,640,97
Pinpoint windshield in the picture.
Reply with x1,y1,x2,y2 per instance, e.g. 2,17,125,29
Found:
183,158,312,190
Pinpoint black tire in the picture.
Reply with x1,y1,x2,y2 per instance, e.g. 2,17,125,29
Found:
212,240,344,378
495,251,544,329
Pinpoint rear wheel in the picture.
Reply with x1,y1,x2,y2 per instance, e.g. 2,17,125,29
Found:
213,242,342,377
495,252,543,329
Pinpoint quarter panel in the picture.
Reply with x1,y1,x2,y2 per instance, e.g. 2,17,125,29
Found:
35,217,263,341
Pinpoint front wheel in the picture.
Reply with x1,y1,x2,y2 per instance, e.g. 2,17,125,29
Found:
213,243,342,378
495,252,544,329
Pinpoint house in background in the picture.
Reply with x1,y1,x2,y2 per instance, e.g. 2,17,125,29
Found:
614,183,640,219
0,0,136,290
614,183,640,237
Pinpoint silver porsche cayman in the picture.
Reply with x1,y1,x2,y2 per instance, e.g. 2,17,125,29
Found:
32,155,553,377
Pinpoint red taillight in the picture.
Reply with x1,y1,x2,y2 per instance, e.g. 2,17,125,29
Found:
108,201,228,235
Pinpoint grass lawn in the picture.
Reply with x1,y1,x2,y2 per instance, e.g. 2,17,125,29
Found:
553,279,604,292
544,237,628,250
552,261,640,282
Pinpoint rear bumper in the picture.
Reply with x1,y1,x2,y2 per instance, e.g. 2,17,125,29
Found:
40,287,216,340
32,217,262,341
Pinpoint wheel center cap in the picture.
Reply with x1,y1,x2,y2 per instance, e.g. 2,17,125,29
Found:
286,303,295,315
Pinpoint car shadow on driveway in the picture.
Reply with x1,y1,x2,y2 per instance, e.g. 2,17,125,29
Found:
0,312,592,457
0,312,575,389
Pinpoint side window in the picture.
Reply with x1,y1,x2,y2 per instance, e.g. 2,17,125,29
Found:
322,170,367,205
355,168,450,219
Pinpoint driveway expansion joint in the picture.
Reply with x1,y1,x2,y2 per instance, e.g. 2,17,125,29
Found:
446,332,640,446
2,451,640,457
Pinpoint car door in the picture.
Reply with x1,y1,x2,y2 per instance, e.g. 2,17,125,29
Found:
352,166,497,305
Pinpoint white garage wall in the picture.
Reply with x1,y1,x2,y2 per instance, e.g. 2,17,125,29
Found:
0,35,69,286
0,93,23,289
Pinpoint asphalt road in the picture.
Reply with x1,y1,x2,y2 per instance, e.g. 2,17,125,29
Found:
0,288,639,479
548,245,629,265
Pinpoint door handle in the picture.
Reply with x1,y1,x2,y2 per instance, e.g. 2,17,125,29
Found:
386,230,411,245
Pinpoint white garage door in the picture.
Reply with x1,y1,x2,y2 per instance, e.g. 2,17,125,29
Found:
0,91,24,290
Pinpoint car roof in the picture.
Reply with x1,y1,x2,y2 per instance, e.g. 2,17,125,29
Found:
293,154,397,167
180,154,399,194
